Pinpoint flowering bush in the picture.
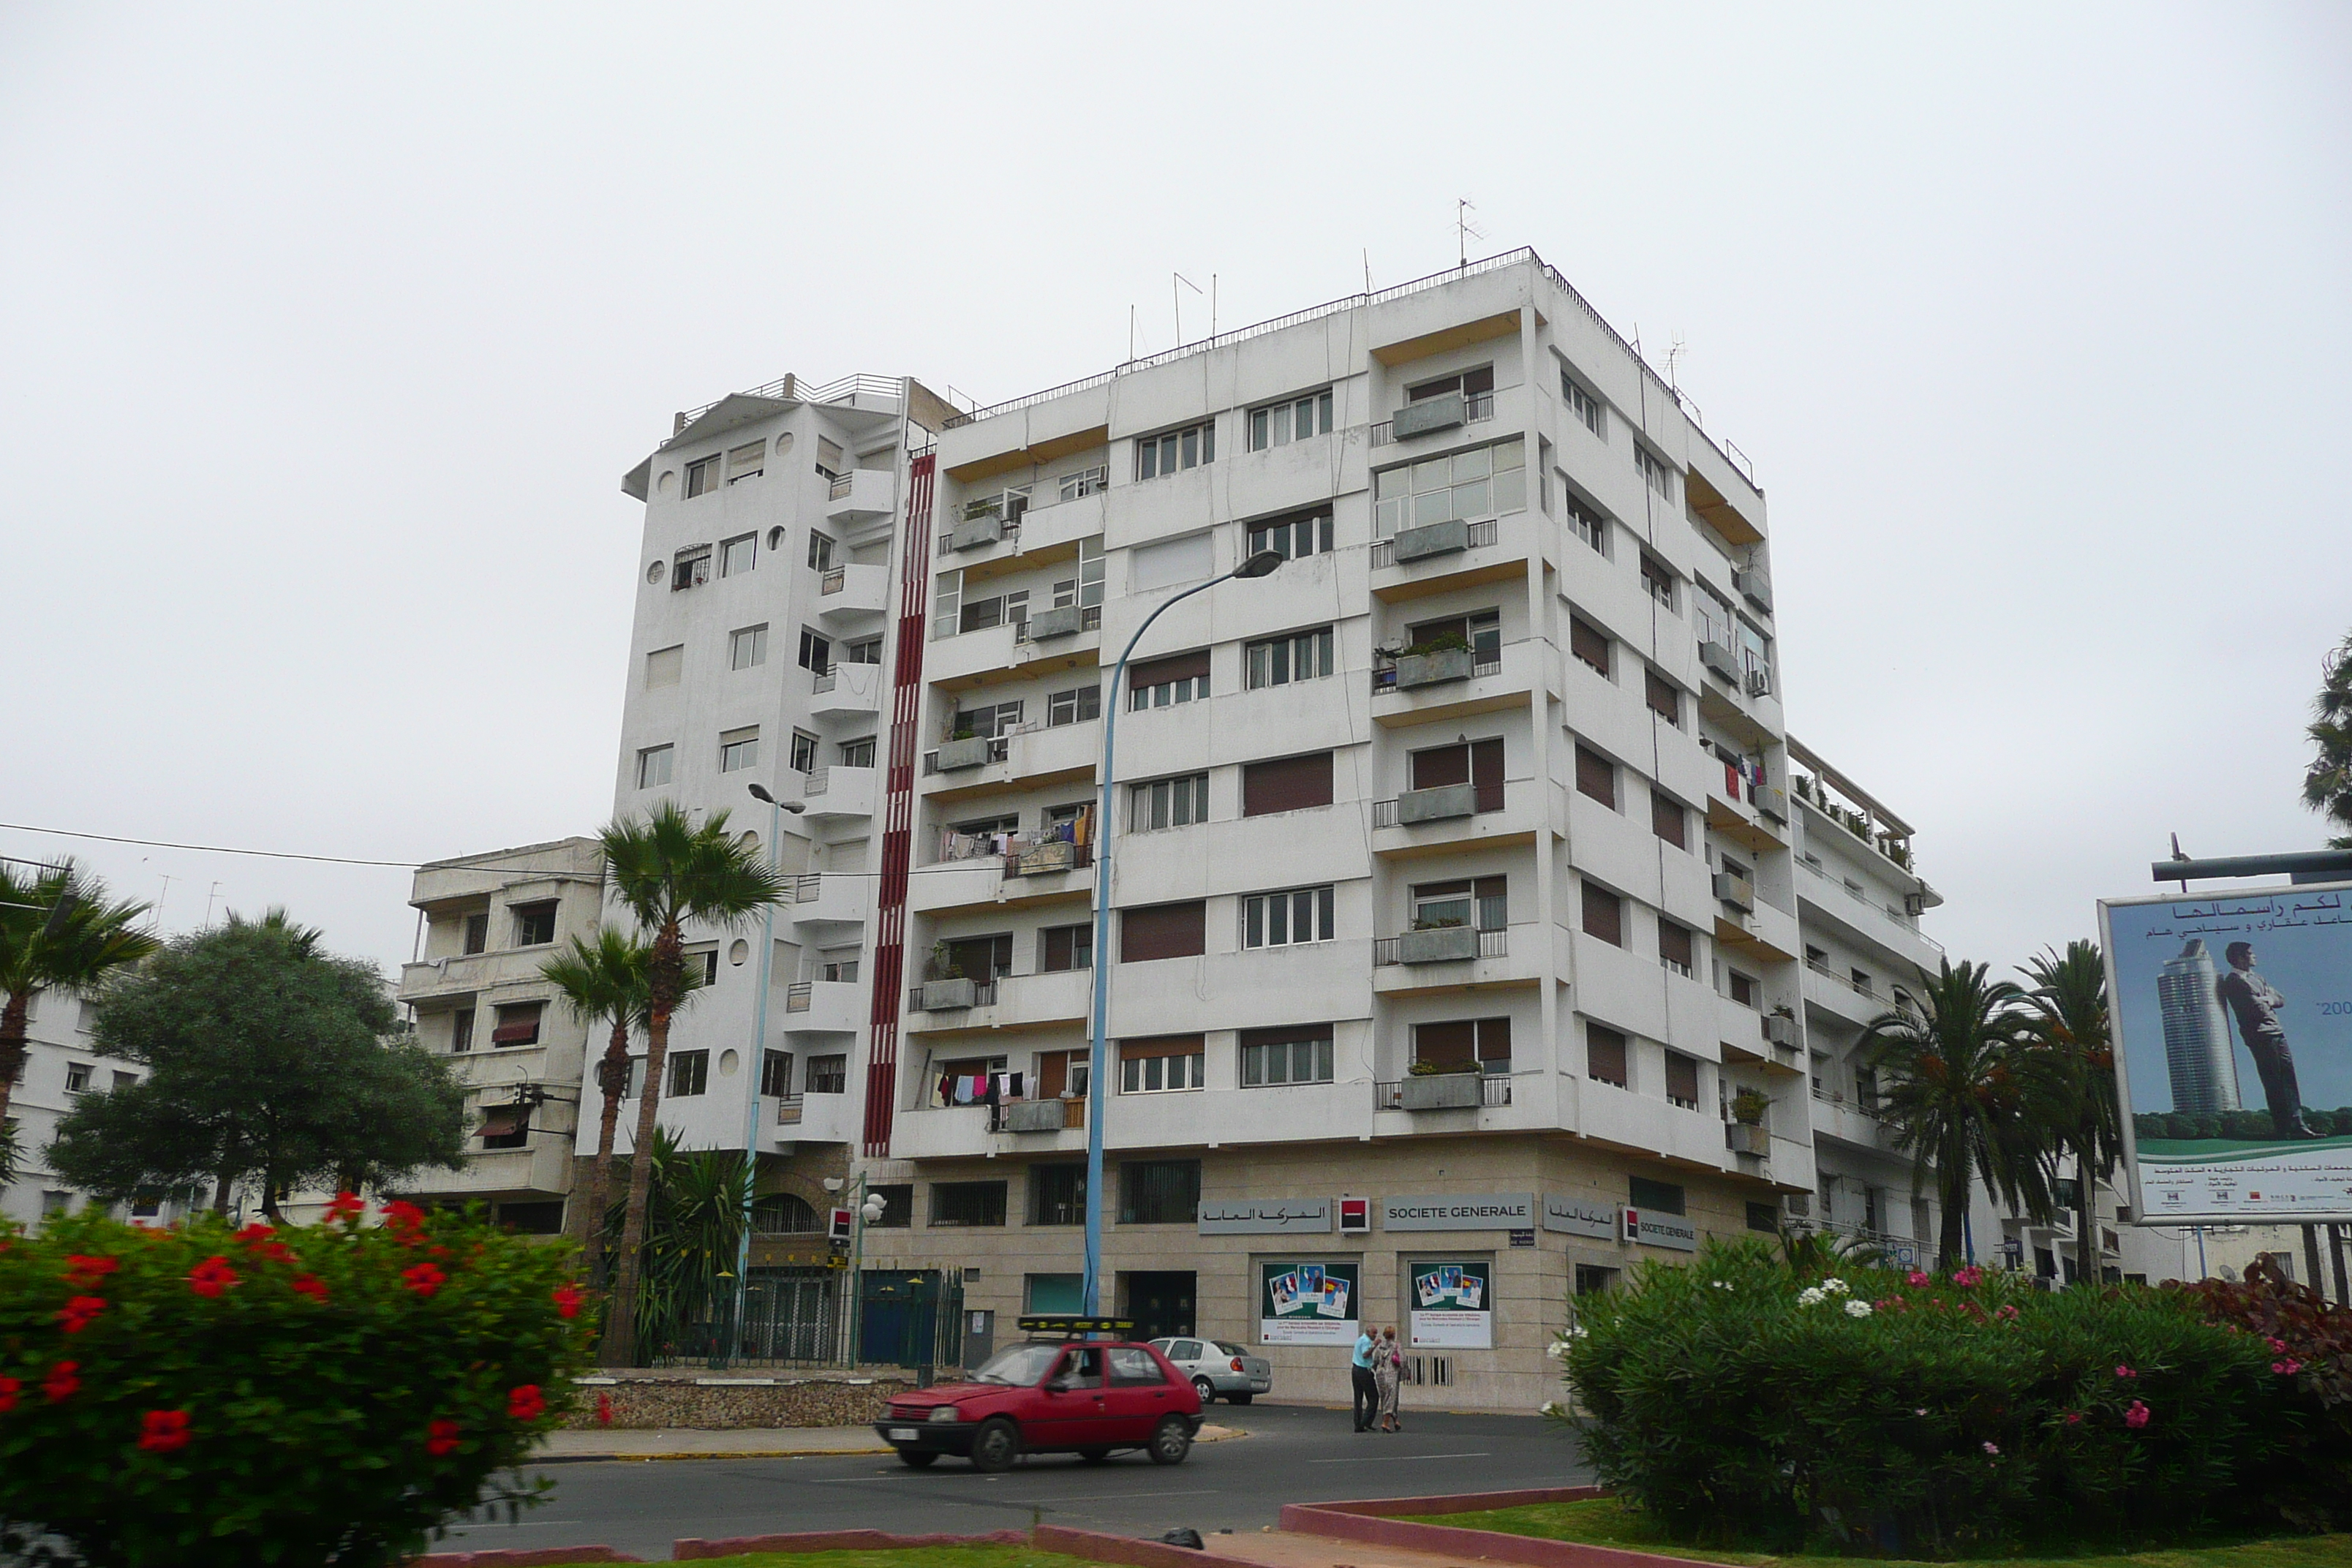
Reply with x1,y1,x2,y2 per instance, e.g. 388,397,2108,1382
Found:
1556,1239,2306,1555
2176,1254,2352,1529
0,1202,594,1567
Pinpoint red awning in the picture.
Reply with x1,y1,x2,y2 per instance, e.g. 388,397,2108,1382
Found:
489,1022,538,1044
475,1109,521,1139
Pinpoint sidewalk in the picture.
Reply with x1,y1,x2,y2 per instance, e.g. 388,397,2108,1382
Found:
535,1421,1245,1463
1209,1530,1482,1568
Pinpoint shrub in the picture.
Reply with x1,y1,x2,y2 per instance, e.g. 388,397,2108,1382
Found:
0,1200,593,1567
2176,1254,2352,1529
1556,1239,2299,1556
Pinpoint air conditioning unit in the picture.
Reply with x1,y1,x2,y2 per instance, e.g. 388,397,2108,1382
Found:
1746,667,1773,698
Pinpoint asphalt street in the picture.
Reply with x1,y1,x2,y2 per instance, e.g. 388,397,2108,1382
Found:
431,1403,1589,1562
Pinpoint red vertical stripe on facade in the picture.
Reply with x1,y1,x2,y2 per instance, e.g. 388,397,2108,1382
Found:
862,448,934,1156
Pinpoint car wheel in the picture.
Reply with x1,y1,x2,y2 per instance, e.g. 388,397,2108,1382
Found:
968,1417,1021,1473
1078,1447,1112,1464
897,1449,938,1468
1226,1392,1253,1406
1146,1416,1192,1466
1191,1377,1216,1405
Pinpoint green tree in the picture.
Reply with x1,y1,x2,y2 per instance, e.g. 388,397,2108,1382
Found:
0,860,159,1134
47,911,464,1217
2019,940,2121,1285
599,1126,753,1359
1858,959,2055,1268
539,927,701,1289
596,802,785,1365
2304,630,2352,846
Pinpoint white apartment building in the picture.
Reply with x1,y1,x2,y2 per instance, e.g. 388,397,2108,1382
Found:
0,988,177,1226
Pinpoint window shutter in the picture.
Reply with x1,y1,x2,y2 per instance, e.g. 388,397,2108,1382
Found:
1120,902,1206,962
1237,1024,1333,1052
1651,791,1687,849
1413,1020,1476,1070
1120,1034,1205,1061
1475,1017,1512,1063
1471,737,1504,810
1587,1024,1629,1087
1666,1052,1700,1104
1575,746,1616,809
1581,883,1624,946
1570,618,1611,674
1644,670,1680,722
1242,752,1333,816
1129,648,1211,690
1659,922,1695,969
1411,744,1469,790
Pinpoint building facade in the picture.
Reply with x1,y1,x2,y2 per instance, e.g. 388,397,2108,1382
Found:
0,987,178,1227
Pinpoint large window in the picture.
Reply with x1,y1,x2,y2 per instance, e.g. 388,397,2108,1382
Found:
1135,420,1215,480
719,726,759,772
685,454,720,497
1410,876,1506,932
720,533,756,576
807,531,835,571
731,624,768,671
1575,745,1617,810
1120,1158,1202,1223
1241,752,1333,816
791,730,819,772
1569,618,1611,678
636,745,674,788
753,1193,817,1234
1413,1017,1511,1074
930,1180,1009,1228
1560,368,1605,437
1120,1036,1205,1093
1659,921,1695,977
959,588,1028,635
1243,886,1335,949
1047,684,1101,726
1248,510,1333,561
491,1001,542,1047
1245,627,1333,690
1629,1176,1686,1215
1665,1052,1701,1111
510,901,557,947
1404,607,1501,663
668,1049,709,1098
1121,902,1205,962
1130,773,1207,831
797,627,832,674
1373,436,1525,536
806,1054,848,1094
1058,464,1108,502
1128,649,1209,709
1039,923,1093,973
1407,364,1493,403
727,440,764,482
1586,1023,1629,1088
1635,445,1676,500
1564,491,1608,554
1240,1025,1334,1087
646,645,684,689
1651,790,1688,851
1643,669,1681,725
760,1049,793,1098
1248,388,1333,451
1640,554,1677,609
1409,736,1504,809
672,543,712,590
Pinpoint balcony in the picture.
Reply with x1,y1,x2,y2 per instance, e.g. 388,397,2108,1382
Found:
781,979,863,1034
1376,1072,1512,1112
1733,567,1774,614
1698,638,1741,685
990,1096,1086,1134
1812,1085,1897,1152
1373,926,1505,965
1713,871,1754,911
824,470,896,524
1370,389,1495,446
903,968,1090,1036
1725,1120,1772,1157
801,765,877,821
1371,639,1534,728
770,1089,857,1146
1017,603,1101,644
930,734,1002,773
1384,646,1477,690
815,564,892,622
943,514,1007,553
921,720,1098,800
1371,777,1528,859
809,660,883,718
784,873,866,928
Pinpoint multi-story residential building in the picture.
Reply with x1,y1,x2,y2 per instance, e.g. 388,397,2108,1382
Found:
0,987,178,1226
394,837,606,1234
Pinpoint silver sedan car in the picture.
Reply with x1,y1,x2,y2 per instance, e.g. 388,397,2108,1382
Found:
1149,1336,1272,1405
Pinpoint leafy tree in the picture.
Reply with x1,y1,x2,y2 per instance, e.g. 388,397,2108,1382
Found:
598,1125,753,1359
538,927,701,1289
1858,959,2055,1268
0,860,159,1133
47,911,464,1217
595,803,784,1365
2304,630,2352,847
2019,940,2121,1285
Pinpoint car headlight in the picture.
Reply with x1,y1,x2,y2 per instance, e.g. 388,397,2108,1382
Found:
928,1405,961,1423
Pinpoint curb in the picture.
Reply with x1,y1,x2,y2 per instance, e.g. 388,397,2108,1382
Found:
1283,1487,1713,1568
532,1444,896,1466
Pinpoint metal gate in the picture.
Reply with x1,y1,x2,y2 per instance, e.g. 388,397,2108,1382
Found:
857,1268,965,1379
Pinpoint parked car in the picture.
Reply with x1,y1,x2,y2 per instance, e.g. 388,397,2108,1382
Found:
875,1338,1202,1471
1149,1335,1272,1405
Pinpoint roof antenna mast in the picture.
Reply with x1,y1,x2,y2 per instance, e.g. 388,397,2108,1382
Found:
1455,198,1483,268
1174,272,1202,347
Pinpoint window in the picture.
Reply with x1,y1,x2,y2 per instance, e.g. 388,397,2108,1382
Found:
1665,1052,1700,1110
491,1001,543,1048
1413,1017,1512,1073
1640,555,1676,609
730,625,768,671
931,1180,1009,1228
1128,649,1209,709
789,730,818,773
797,628,832,674
110,1071,135,1091
511,901,558,947
807,531,835,571
1130,774,1207,831
462,913,489,955
671,543,712,590
953,699,1023,739
1248,510,1333,561
1635,445,1676,500
685,454,720,497
1582,883,1624,946
1570,618,1611,678
958,587,1028,635
1238,1023,1335,1085
1722,973,1756,1010
806,1054,848,1094
1575,746,1618,810
1058,464,1108,501
760,1049,794,1098
1659,921,1695,977
1408,364,1495,402
1040,923,1093,973
1047,684,1101,726
1248,388,1334,451
838,736,875,768
719,726,759,772
480,1103,530,1150
1404,607,1502,663
1031,1164,1088,1226
1121,902,1206,962
1643,670,1681,725
753,1193,818,1234
1651,791,1687,851
1245,627,1334,690
39,1191,69,1218
65,1062,91,1093
1243,886,1335,949
1410,736,1505,810
450,1008,475,1055
1120,1158,1202,1222
1109,1346,1170,1387
1747,1201,1780,1235
815,436,844,478
1586,1023,1628,1087
1035,1047,1090,1099
1575,1264,1618,1297
1629,1176,1685,1215
1411,876,1507,932
1564,491,1607,553
720,533,756,576
1242,752,1333,815
668,1049,709,1097
844,635,882,666
1050,538,1107,613
866,1183,912,1228
1373,436,1525,535
1560,368,1605,436
690,949,720,987
941,933,1014,985
646,644,685,689
1695,587,1735,652
636,745,674,788
1135,419,1215,480
1119,1036,1204,1093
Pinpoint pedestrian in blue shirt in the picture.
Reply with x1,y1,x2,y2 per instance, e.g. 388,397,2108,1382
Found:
1349,1329,1379,1433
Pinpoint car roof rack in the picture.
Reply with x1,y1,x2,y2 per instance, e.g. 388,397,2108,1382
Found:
1016,1314,1136,1339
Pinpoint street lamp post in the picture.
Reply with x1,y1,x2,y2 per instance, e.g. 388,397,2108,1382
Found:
1082,549,1284,1318
731,783,804,1363
825,1174,889,1364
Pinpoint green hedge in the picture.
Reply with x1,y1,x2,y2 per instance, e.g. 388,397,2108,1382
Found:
0,1200,593,1567
1554,1240,2343,1556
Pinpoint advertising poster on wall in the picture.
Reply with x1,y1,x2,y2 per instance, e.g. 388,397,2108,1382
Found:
1406,1259,1492,1348
1259,1259,1360,1345
2101,884,2352,1223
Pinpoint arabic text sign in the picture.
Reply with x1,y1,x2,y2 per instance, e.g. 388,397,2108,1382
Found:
1540,1195,1618,1240
1382,1192,1535,1231
1259,1259,1360,1345
1408,1259,1493,1348
1198,1197,1333,1235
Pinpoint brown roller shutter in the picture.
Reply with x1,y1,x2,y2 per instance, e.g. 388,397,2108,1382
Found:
1471,737,1504,810
1120,1033,1205,1060
1586,1024,1629,1087
1575,745,1616,809
1238,1023,1333,1050
1651,791,1687,849
1645,669,1681,723
1474,1017,1512,1063
1411,743,1469,790
1120,901,1206,962
1413,1020,1476,1070
1665,1052,1700,1104
1570,617,1611,675
1128,648,1210,689
1659,921,1695,969
1242,752,1333,816
1581,882,1624,946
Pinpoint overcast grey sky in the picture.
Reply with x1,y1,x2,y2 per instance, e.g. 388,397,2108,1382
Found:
2,4,2345,981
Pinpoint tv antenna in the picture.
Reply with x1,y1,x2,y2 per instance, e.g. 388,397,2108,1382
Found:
1173,272,1202,346
1455,198,1484,268
1666,334,1686,391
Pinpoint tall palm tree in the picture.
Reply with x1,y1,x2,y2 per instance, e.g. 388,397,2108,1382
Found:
2020,941,2119,1286
1858,959,2054,1269
0,862,159,1133
597,802,785,1366
540,927,702,1290
2304,630,2352,847
599,1126,754,1360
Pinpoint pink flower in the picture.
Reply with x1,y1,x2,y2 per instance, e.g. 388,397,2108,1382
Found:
1951,1266,1983,1288
1995,1305,2019,1320
2273,1359,2302,1376
1906,1270,1931,1287
2125,1400,2150,1429
2267,1337,2286,1352
1981,1441,1999,1455
2114,1364,2136,1379
2064,1411,2083,1425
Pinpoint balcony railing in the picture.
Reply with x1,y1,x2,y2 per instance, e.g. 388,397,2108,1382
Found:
937,520,1021,556
1005,840,1093,878
1369,390,1496,446
1372,928,1508,965
909,979,1001,1011
1371,780,1508,828
1369,516,1495,569
989,1097,1086,1134
787,874,825,904
785,982,813,1012
820,567,848,593
1013,605,1102,644
776,1096,805,1125
1376,1074,1513,1111
1371,651,1503,693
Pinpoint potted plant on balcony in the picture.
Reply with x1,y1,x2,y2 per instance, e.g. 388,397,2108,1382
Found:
1399,914,1478,965
1392,632,1476,691
935,725,992,772
918,945,976,1011
1732,1088,1770,1126
1400,1058,1484,1109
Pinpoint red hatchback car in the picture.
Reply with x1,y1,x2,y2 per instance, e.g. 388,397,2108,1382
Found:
875,1338,1202,1471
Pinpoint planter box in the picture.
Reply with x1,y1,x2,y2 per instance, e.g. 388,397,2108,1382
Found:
1698,638,1741,683
1713,872,1754,911
1391,518,1469,564
917,979,977,1011
1397,925,1479,963
933,736,995,772
1397,782,1479,825
1763,1014,1798,1047
1391,392,1465,441
1399,1072,1483,1111
1025,604,1086,640
1001,1098,1071,1133
1734,567,1774,613
1725,1122,1771,1156
948,516,1003,552
1394,647,1476,689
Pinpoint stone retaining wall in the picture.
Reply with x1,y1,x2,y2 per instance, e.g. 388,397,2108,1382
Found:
560,1370,919,1430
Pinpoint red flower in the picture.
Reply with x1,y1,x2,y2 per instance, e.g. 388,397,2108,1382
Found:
62,1254,118,1289
2114,1364,2136,1379
42,1362,79,1403
235,1222,275,1243
506,1384,546,1421
1995,1304,2019,1320
2063,1410,2083,1425
402,1262,447,1297
1950,1266,1984,1288
1905,1270,1931,1287
382,1200,428,1242
2125,1399,2151,1429
57,1296,106,1333
325,1191,366,1223
595,1392,615,1426
0,1376,19,1413
137,1409,192,1454
187,1256,241,1299
425,1418,462,1457
2273,1358,2302,1376
290,1274,329,1303
553,1284,585,1319
2267,1335,2286,1352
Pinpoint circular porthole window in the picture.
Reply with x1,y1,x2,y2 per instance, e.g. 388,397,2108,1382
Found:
645,562,664,584
717,1048,741,1078
657,470,676,496
729,938,750,966
766,526,786,550
774,432,794,456
736,831,760,856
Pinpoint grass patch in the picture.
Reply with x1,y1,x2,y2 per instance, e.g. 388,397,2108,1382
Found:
543,1551,1106,1568
1401,1499,2352,1568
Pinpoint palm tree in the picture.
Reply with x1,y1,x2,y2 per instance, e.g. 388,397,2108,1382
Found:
2019,941,2120,1286
596,802,785,1366
0,862,159,1133
1858,959,2054,1269
540,927,701,1290
600,1126,754,1360
2304,630,2352,847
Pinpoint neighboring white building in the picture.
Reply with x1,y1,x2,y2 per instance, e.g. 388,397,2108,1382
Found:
0,987,181,1227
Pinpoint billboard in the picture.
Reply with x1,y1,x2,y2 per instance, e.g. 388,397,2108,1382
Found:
1258,1259,1360,1345
2103,883,2352,1223
1406,1259,1492,1348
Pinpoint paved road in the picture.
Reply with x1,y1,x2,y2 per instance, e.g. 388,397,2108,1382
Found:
434,1403,1588,1562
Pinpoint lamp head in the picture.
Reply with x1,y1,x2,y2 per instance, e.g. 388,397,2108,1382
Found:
822,1176,845,1193
1235,549,1284,579
748,783,776,804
